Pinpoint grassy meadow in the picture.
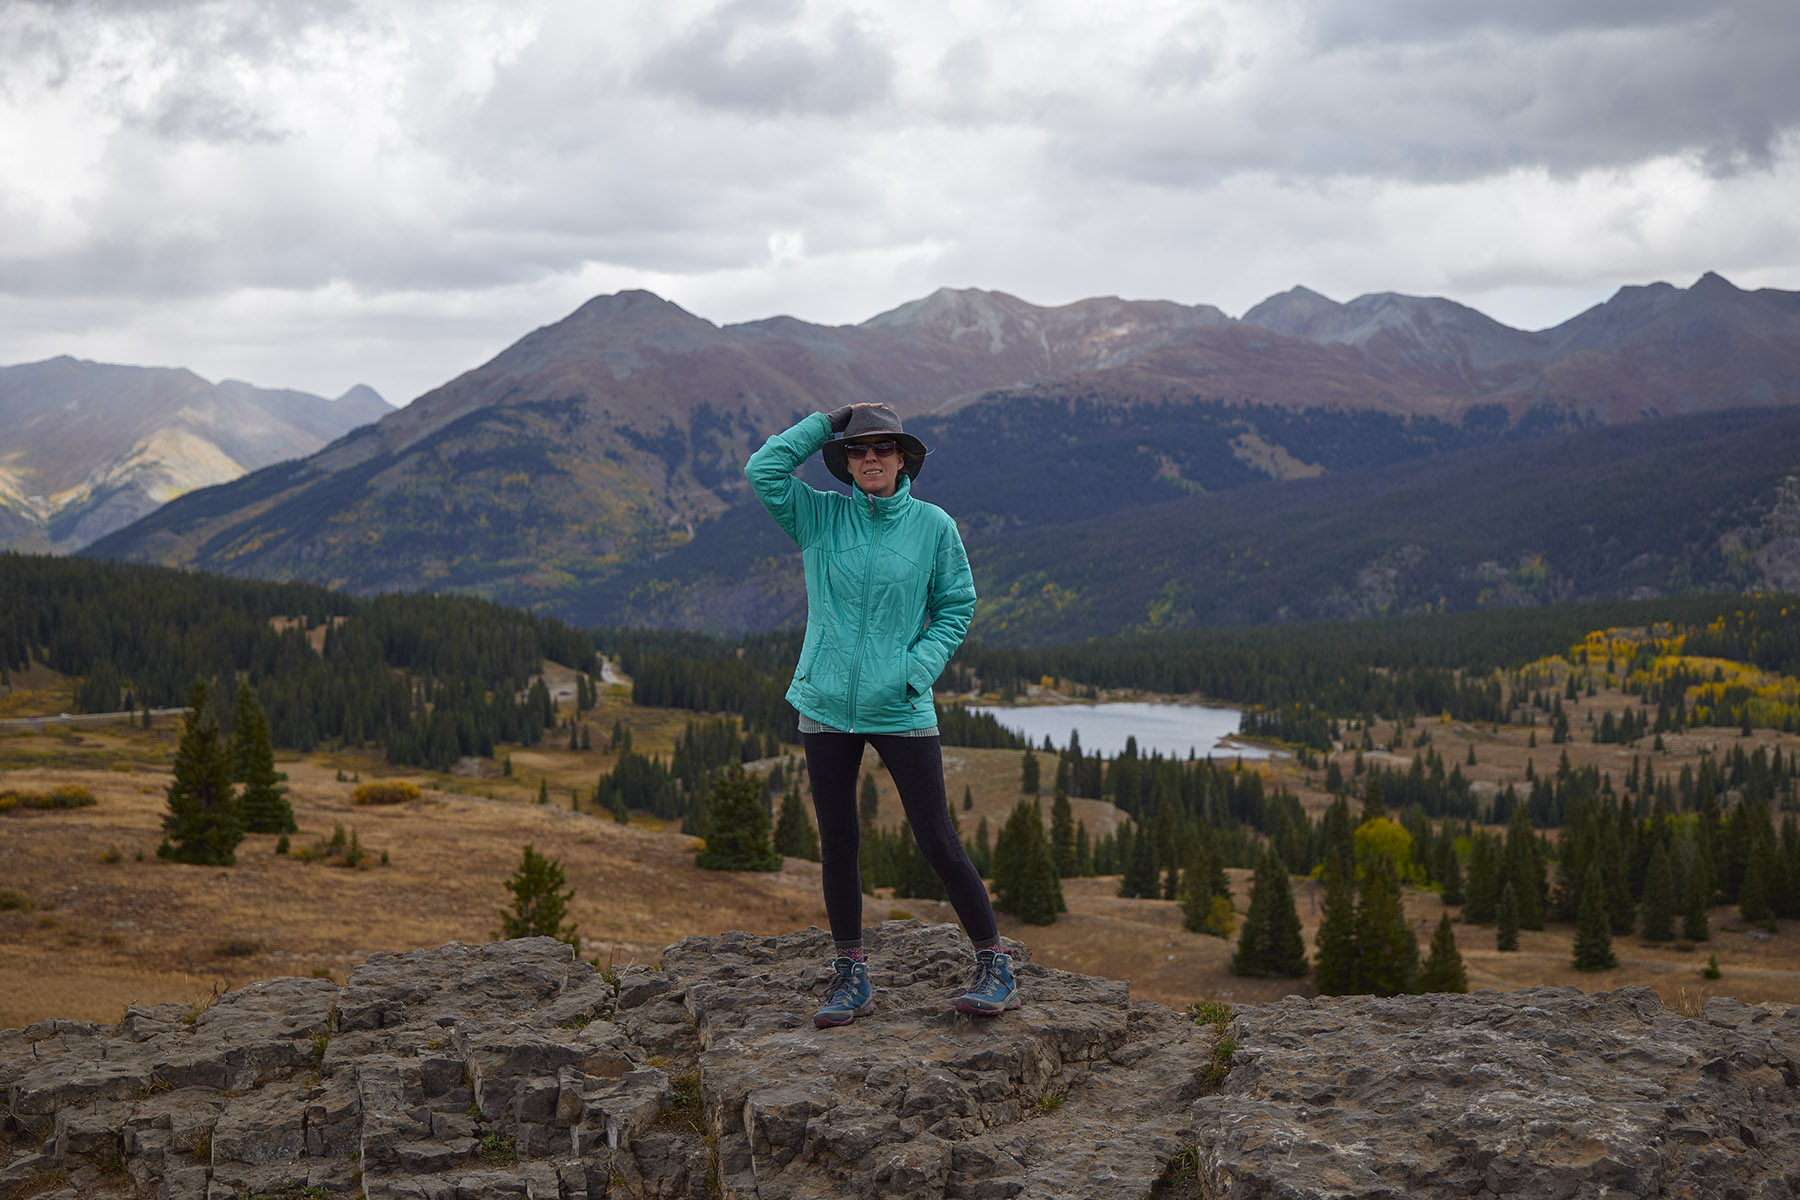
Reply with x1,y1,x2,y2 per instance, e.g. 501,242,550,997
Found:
3,658,1799,1031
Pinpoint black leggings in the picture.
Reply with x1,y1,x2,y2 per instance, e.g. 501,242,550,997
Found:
802,731,998,948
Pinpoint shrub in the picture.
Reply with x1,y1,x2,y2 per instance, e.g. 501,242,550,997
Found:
0,785,97,813
293,824,378,868
0,887,31,912
353,781,420,806
212,937,260,958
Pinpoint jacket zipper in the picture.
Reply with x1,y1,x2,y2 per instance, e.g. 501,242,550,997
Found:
846,492,881,732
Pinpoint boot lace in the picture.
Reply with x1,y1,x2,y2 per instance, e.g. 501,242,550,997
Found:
825,960,859,1006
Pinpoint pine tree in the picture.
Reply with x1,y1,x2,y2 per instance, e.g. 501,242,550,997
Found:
696,765,782,871
1502,805,1546,930
1231,848,1308,978
1118,821,1159,899
1438,839,1465,906
1463,832,1499,923
1179,841,1222,935
1014,825,1063,925
231,684,295,834
1354,855,1419,996
994,799,1062,922
1741,833,1777,930
1049,786,1077,877
159,680,245,866
1360,774,1385,825
1418,913,1468,993
859,772,881,824
537,776,549,805
896,824,949,901
962,784,973,812
1313,850,1359,995
1496,881,1520,951
1021,748,1040,795
1319,796,1355,876
1572,862,1618,970
1640,840,1677,942
499,844,578,949
1682,866,1711,941
1075,820,1091,875
773,783,820,861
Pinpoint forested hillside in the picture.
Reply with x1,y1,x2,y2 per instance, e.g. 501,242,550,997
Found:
0,554,594,769
573,403,1800,638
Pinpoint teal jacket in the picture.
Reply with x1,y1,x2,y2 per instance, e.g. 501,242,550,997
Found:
745,412,976,733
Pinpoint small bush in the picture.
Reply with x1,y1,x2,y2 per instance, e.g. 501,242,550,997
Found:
353,781,420,806
0,786,97,813
1189,1000,1238,1087
294,824,379,869
0,887,32,912
99,845,124,864
478,1132,517,1166
275,834,290,855
212,937,260,958
1702,953,1722,980
660,1071,704,1133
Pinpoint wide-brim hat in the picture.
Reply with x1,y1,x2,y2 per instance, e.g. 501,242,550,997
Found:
821,403,930,487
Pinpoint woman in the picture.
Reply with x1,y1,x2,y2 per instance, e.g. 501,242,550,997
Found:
745,402,1018,1027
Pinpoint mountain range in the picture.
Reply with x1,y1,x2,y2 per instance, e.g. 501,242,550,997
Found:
0,357,391,553
78,271,1800,641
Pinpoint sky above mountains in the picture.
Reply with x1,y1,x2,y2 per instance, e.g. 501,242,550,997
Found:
2,0,1798,408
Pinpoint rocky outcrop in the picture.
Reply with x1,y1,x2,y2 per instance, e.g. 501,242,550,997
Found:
1193,987,1800,1200
0,922,1208,1200
5,925,1797,1200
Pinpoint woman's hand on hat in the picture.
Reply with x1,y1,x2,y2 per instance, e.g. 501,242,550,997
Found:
824,402,879,433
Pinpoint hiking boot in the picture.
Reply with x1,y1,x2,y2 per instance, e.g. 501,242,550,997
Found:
814,956,874,1028
955,948,1020,1016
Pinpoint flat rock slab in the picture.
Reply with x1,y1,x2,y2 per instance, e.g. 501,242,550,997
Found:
1192,986,1800,1200
11,929,1792,1200
0,922,1209,1200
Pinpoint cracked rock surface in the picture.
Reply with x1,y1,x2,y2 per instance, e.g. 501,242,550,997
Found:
14,925,1793,1200
1192,986,1800,1200
1,921,1209,1199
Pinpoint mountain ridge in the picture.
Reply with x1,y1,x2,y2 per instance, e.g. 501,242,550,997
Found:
0,356,392,554
79,271,1800,636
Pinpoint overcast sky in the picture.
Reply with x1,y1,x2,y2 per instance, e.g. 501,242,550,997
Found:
3,0,1798,407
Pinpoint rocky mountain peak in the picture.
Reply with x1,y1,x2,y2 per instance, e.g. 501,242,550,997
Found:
1690,269,1743,297
3,923,1795,1200
1240,284,1342,336
333,383,393,416
861,286,1044,351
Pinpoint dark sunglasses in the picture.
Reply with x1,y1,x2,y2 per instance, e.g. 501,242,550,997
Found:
842,440,898,460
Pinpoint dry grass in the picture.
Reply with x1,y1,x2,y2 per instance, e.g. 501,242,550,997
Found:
3,679,1800,1030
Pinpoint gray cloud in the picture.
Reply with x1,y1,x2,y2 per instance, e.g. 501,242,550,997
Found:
0,0,1797,407
636,0,894,115
1052,1,1800,188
